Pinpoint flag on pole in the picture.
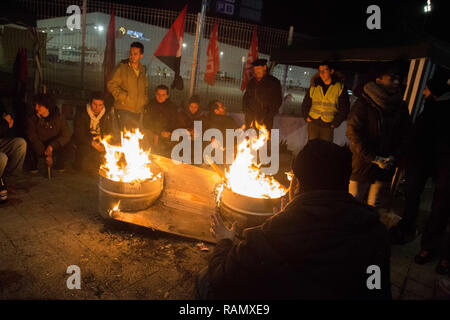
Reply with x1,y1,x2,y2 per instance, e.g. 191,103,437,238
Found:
204,19,220,86
154,5,187,90
103,6,116,92
241,25,258,91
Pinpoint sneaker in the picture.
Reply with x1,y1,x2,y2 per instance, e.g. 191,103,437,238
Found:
415,250,435,265
436,259,450,275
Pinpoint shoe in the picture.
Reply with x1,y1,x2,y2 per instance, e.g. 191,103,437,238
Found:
30,169,38,174
56,168,65,173
436,259,450,275
415,250,435,265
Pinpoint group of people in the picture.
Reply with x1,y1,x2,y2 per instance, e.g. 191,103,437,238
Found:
1,40,449,299
197,62,450,299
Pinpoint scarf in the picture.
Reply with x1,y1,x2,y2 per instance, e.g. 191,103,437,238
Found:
363,81,402,112
86,104,105,135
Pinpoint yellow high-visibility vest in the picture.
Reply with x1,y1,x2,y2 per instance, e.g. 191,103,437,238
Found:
308,82,344,123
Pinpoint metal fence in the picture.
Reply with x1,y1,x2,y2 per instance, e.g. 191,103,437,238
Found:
4,0,313,113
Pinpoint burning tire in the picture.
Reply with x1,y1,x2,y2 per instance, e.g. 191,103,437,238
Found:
219,187,282,230
98,163,164,216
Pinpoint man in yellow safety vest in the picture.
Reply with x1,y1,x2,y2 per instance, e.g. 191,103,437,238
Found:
301,61,350,142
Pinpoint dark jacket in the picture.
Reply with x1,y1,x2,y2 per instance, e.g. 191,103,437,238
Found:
72,105,113,150
178,108,206,131
107,59,149,114
243,74,282,118
204,113,239,136
209,190,391,300
143,98,179,134
301,72,350,128
409,92,450,171
0,102,9,139
346,82,410,182
25,107,71,157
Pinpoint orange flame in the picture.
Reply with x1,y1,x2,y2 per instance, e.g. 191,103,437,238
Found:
224,124,286,199
100,129,159,183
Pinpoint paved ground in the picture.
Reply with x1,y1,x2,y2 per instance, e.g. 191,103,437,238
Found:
0,169,449,300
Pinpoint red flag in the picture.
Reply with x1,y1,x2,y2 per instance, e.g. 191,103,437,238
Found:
103,6,116,92
204,19,220,86
241,25,258,91
154,5,187,90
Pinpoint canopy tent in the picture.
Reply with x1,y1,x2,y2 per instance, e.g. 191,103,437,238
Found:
270,33,450,121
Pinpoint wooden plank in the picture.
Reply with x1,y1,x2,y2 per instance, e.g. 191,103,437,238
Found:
109,155,222,244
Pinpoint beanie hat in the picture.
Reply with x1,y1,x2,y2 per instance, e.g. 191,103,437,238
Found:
292,139,352,192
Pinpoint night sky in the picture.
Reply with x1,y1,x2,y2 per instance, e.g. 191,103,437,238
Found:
96,0,447,41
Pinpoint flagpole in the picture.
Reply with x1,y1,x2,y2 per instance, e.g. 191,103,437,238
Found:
80,0,87,97
189,13,201,98
193,0,208,93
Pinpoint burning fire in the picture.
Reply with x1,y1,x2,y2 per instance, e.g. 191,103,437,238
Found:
223,125,286,199
100,129,160,183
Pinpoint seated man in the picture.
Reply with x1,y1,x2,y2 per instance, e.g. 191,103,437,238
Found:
143,85,179,156
0,101,27,203
198,139,391,300
72,91,112,174
204,100,238,136
26,93,71,173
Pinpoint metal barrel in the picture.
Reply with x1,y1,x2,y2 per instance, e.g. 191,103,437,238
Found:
219,187,282,230
98,163,164,217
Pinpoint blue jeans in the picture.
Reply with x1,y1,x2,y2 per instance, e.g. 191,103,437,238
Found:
349,180,388,207
0,137,26,179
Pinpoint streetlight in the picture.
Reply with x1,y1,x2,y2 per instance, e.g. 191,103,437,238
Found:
424,0,431,13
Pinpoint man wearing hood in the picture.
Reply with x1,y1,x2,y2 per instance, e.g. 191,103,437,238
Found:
346,68,410,207
197,139,391,300
107,42,148,131
302,61,350,142
26,93,71,172
72,91,113,174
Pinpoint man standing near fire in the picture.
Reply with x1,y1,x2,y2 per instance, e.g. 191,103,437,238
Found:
242,59,282,132
301,61,350,142
107,42,148,132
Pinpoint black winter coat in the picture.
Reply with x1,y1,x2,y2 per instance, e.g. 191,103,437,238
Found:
346,92,410,182
72,106,113,149
0,102,9,139
25,108,71,156
242,74,282,118
178,109,206,131
209,190,391,300
143,98,180,134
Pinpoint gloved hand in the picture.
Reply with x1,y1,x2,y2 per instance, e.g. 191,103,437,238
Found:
372,156,395,170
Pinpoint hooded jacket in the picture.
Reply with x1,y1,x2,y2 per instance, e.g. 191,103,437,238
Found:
301,72,350,128
26,105,71,157
346,81,410,182
208,190,391,300
178,107,206,131
107,59,149,114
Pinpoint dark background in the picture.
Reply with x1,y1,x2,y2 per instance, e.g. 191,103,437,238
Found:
96,0,447,41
